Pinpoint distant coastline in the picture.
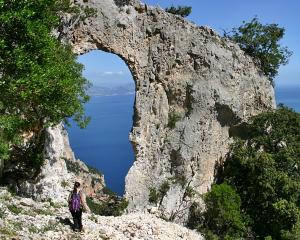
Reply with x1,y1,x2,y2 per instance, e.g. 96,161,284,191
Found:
88,82,135,97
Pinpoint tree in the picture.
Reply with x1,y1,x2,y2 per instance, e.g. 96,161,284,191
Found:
0,0,91,181
165,5,192,18
223,106,300,239
225,17,292,84
203,183,247,239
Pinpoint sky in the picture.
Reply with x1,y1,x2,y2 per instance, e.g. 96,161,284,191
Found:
78,0,300,87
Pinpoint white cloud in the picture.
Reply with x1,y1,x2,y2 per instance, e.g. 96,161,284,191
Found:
103,71,114,75
102,71,125,75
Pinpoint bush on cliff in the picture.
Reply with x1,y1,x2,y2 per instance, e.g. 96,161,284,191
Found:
86,195,128,216
189,106,300,239
188,183,248,240
165,5,192,17
223,105,300,239
225,17,292,83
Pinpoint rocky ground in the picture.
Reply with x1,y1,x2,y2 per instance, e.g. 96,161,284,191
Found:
0,187,203,240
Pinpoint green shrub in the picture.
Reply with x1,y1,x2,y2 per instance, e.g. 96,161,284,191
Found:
0,227,17,237
102,187,116,196
33,208,53,216
0,209,5,219
226,17,292,83
7,205,22,215
28,225,39,234
184,186,195,198
61,180,69,188
149,188,159,204
168,111,181,129
87,164,103,176
203,183,247,239
223,106,300,239
159,181,170,197
86,196,128,217
64,159,81,174
41,223,58,233
148,181,170,205
165,5,192,17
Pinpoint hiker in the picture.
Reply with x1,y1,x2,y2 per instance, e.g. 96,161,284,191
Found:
68,181,91,232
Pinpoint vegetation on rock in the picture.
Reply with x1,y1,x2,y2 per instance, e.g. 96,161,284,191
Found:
223,105,300,239
189,106,300,239
188,183,247,240
168,111,181,129
225,17,292,83
165,5,192,17
86,195,128,217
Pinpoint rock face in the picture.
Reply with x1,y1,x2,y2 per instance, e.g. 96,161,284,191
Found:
59,0,275,223
18,124,105,202
0,187,203,240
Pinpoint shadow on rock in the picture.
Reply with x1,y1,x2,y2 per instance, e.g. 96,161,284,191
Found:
57,217,73,228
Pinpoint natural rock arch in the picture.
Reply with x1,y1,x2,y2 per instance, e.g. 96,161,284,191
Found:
61,0,275,223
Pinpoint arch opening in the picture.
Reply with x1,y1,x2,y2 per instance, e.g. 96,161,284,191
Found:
67,50,136,195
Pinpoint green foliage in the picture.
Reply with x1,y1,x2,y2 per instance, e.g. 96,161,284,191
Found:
102,186,117,196
149,187,159,204
61,180,69,188
159,181,170,197
184,186,195,198
223,106,300,239
64,158,82,174
41,222,59,233
86,196,128,217
165,5,192,17
33,207,53,216
170,173,187,187
202,183,247,239
148,181,170,205
28,225,39,234
86,164,103,176
188,107,299,239
168,111,181,129
0,208,5,219
225,17,292,83
0,226,17,238
0,0,91,177
7,204,22,215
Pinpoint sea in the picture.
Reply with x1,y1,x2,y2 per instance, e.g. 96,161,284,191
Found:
67,94,135,196
66,85,299,196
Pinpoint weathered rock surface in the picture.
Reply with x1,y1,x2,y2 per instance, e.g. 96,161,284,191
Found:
18,124,105,202
0,187,203,240
57,0,275,223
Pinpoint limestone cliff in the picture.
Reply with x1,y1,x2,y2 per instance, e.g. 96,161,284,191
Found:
18,124,105,202
57,0,275,223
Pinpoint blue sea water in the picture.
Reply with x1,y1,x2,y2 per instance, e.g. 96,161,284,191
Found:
66,94,135,196
67,85,299,196
275,85,300,112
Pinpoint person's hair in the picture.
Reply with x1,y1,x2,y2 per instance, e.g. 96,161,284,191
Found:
73,181,81,193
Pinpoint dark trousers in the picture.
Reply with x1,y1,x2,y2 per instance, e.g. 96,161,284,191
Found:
71,209,83,230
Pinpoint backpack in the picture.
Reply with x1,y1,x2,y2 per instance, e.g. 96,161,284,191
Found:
69,192,82,212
